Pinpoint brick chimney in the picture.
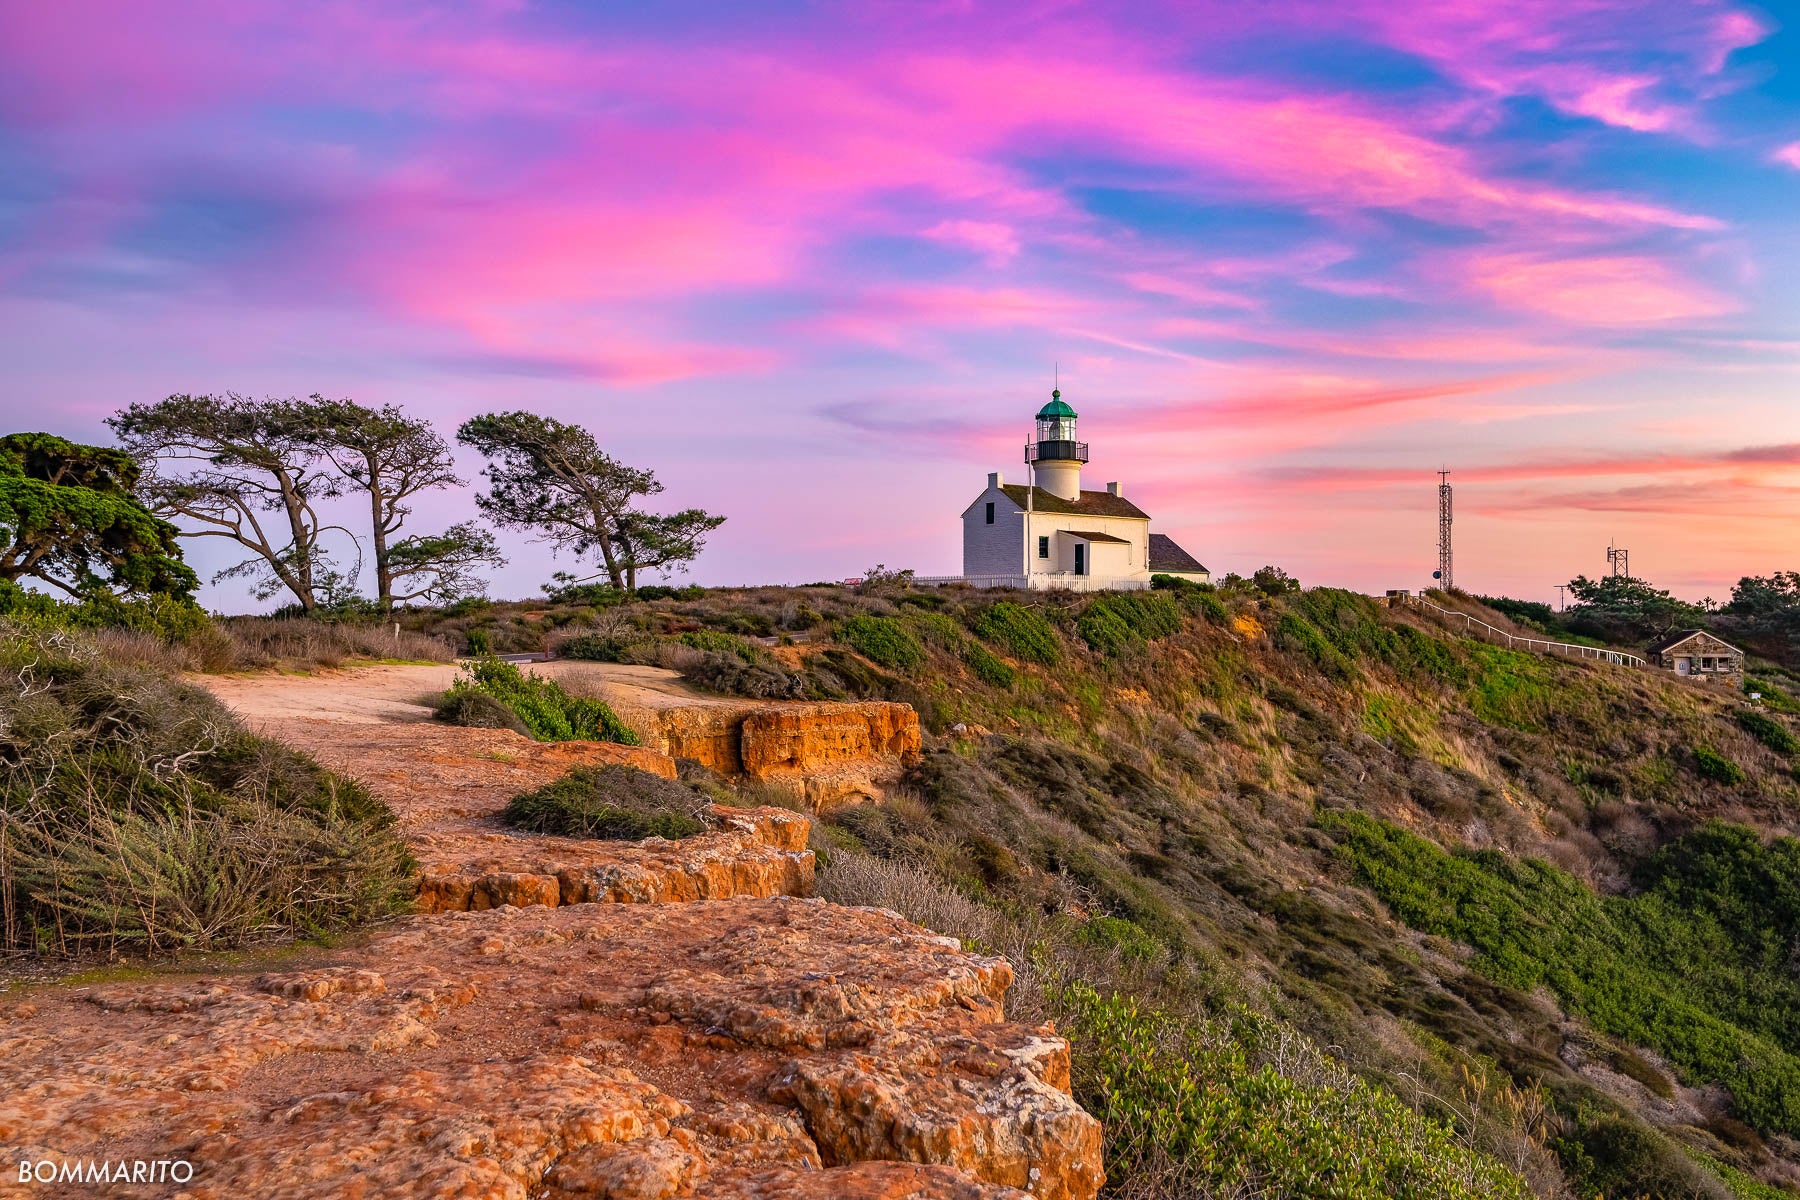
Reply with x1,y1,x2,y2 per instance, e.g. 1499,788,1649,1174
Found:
988,471,1003,489
1106,481,1121,497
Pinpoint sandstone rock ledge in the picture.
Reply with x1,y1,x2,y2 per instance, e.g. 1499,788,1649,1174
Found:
415,805,815,913
0,899,1102,1200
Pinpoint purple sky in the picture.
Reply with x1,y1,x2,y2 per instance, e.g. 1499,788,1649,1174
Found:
3,1,1798,608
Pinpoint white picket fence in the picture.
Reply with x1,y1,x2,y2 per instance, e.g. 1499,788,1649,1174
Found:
1404,594,1645,667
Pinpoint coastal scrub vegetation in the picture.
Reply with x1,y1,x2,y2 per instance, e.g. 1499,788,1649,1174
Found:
502,764,707,840
0,622,412,954
436,656,637,744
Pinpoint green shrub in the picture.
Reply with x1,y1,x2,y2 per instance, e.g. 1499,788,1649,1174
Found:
503,765,706,841
1747,677,1800,715
1736,709,1799,755
677,628,765,662
963,642,1017,689
542,579,627,606
1475,594,1556,630
680,652,805,699
970,601,1060,666
558,633,644,662
1555,1113,1730,1200
1464,644,1553,732
1058,982,1532,1199
1694,745,1745,785
1077,593,1183,656
838,615,926,671
1275,612,1353,681
0,579,209,642
1186,589,1229,624
438,657,638,744
0,624,412,954
434,689,530,735
1078,915,1163,962
905,610,966,649
1077,603,1136,655
1323,810,1800,1138
634,584,704,601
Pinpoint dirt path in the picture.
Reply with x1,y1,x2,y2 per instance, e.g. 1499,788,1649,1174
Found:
198,659,739,728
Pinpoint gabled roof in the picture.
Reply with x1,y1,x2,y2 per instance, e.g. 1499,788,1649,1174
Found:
997,484,1149,520
1066,530,1132,544
1647,628,1742,656
1148,533,1207,574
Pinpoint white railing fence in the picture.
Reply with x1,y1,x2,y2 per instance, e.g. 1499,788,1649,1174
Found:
1403,594,1645,668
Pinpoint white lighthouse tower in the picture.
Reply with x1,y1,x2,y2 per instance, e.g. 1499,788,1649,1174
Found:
1025,390,1086,500
941,387,1209,590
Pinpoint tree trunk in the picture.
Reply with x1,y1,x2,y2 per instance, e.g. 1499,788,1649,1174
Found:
591,504,624,589
368,468,394,612
275,470,319,611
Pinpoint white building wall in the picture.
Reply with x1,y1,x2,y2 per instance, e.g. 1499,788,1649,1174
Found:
960,481,1156,588
1079,538,1134,579
962,487,1028,577
1036,514,1149,575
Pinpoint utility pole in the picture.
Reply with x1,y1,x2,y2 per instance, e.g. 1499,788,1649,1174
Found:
1555,584,1568,612
1607,543,1629,579
1435,469,1453,592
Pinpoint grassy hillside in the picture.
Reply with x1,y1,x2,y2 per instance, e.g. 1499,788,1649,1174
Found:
16,575,1800,1197
402,580,1800,1199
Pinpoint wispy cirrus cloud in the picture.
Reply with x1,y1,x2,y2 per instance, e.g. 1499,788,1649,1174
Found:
0,0,1793,602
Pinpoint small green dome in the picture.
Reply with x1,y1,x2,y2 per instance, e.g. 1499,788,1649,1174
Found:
1037,389,1077,420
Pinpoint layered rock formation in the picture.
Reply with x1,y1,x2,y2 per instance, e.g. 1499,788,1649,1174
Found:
0,900,1102,1199
416,805,814,913
575,665,920,810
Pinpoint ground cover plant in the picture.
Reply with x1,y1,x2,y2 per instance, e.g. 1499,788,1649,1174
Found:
1325,811,1800,1138
0,622,412,954
436,656,638,743
503,764,708,840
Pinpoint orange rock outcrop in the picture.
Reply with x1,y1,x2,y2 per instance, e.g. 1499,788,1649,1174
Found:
0,667,1101,1200
415,804,814,913
0,900,1102,1200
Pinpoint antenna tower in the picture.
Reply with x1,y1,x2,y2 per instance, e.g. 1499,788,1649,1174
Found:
1607,543,1629,579
1436,469,1453,592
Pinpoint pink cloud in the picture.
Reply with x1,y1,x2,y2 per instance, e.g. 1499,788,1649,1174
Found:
923,220,1022,264
1468,254,1735,324
1341,0,1771,137
1775,143,1800,171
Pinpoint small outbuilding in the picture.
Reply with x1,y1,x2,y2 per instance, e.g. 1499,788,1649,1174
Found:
1647,629,1744,682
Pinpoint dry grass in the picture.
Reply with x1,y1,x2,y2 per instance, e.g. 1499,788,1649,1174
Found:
1,623,413,956
58,617,455,675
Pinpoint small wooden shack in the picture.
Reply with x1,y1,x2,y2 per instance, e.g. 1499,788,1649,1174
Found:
1647,629,1744,682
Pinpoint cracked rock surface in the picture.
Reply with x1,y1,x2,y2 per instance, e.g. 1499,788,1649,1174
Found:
0,901,1099,1199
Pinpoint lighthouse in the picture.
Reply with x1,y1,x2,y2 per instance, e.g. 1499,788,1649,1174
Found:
1025,389,1087,501
941,386,1212,590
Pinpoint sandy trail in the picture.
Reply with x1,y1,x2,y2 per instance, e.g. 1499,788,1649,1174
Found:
197,658,739,729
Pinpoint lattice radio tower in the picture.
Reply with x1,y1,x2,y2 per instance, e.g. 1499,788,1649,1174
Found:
1436,469,1453,592
1607,542,1629,579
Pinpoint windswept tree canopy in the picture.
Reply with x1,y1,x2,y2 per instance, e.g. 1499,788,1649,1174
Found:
109,394,350,612
1564,574,1708,643
457,411,723,591
305,399,496,610
0,433,195,600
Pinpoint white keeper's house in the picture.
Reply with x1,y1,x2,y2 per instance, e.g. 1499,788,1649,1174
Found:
934,390,1209,591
